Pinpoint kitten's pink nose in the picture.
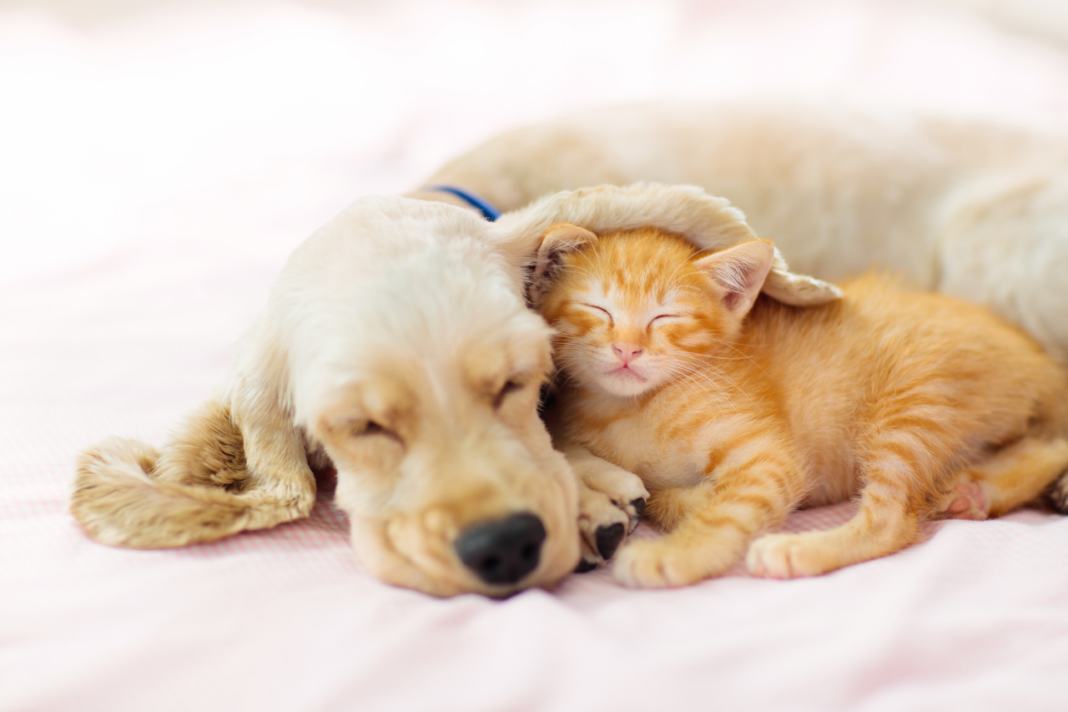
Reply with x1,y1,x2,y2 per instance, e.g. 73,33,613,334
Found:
612,342,644,364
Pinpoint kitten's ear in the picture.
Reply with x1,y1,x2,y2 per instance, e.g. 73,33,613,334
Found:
528,223,598,307
694,239,776,317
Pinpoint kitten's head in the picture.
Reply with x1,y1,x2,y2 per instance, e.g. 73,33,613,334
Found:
536,224,774,397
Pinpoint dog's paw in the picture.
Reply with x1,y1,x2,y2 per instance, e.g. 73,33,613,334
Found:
611,539,713,588
572,455,649,568
576,488,631,570
578,457,648,534
746,532,828,579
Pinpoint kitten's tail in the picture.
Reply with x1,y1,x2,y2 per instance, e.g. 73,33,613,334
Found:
71,402,312,548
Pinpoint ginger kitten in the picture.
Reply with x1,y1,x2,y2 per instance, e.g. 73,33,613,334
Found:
537,224,1068,587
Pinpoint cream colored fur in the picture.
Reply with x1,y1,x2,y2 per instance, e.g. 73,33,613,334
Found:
72,185,828,596
421,101,1068,363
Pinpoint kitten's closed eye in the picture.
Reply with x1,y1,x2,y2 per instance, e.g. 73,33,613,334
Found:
648,314,681,328
578,303,614,324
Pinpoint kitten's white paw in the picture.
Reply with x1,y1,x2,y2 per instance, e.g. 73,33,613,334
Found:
941,480,989,521
613,540,688,588
746,533,827,579
611,539,729,588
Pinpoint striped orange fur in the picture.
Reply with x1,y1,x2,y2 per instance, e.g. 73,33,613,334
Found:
539,226,1068,587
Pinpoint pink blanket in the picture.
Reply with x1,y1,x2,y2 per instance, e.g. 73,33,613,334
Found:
3,2,1068,710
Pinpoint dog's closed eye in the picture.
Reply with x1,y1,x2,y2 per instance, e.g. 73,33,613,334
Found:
493,380,525,409
352,420,402,443
362,421,388,436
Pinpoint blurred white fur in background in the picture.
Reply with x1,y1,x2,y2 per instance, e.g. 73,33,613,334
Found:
2,0,1068,282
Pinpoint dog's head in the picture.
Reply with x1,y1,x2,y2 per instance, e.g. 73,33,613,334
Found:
276,198,578,597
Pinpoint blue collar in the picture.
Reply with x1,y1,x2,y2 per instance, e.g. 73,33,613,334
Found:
423,185,501,221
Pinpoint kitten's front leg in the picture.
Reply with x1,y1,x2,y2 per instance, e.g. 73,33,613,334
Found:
613,448,803,588
563,443,649,571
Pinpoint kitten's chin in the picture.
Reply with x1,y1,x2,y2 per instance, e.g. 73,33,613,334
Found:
596,367,656,397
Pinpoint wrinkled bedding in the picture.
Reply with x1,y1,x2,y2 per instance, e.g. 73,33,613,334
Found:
2,2,1068,710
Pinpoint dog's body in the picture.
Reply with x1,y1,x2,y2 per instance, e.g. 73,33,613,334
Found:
417,102,1068,363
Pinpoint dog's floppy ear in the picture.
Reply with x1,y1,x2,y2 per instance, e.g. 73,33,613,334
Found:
527,223,598,307
492,183,841,307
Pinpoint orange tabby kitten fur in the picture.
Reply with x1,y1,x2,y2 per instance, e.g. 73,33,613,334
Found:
538,225,1068,588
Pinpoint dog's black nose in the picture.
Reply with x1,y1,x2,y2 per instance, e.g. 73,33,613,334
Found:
454,512,546,586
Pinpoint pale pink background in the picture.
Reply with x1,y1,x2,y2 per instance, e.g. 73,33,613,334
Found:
2,1,1068,710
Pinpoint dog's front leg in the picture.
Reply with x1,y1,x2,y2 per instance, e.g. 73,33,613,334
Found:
225,381,317,528
562,442,649,571
239,410,317,522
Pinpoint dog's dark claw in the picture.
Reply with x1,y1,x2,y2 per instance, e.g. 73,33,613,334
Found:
575,558,598,573
627,497,646,533
595,522,626,560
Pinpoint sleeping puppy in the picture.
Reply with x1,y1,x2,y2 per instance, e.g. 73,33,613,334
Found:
74,198,577,597
415,101,1068,369
71,184,838,596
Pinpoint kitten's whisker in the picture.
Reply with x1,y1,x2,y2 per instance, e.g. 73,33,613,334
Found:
714,339,771,377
